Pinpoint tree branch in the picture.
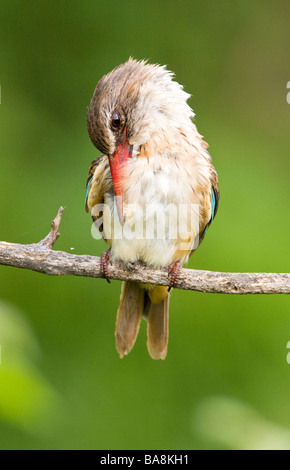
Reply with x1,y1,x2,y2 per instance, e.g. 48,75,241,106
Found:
0,207,289,294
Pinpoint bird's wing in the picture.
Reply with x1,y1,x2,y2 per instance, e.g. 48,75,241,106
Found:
200,167,219,241
188,167,219,259
209,168,219,222
85,154,109,214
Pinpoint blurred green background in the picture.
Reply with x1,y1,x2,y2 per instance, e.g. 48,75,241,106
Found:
0,0,289,450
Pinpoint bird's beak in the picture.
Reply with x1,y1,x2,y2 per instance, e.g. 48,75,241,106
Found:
109,129,132,225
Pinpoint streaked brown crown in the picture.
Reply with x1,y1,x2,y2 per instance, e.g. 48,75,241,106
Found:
87,58,193,156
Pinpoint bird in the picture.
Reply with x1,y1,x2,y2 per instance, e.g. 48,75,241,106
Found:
85,58,219,360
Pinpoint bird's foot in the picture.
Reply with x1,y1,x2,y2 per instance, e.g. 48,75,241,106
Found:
167,260,182,292
101,249,111,283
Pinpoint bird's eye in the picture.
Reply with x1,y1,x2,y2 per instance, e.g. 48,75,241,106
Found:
111,112,121,130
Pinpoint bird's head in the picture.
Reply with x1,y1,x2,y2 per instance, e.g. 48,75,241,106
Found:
87,58,194,222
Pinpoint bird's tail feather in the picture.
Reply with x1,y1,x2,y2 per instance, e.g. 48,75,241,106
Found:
146,295,169,360
115,281,144,358
115,281,169,360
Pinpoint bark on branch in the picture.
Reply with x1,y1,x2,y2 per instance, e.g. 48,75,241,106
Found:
0,207,289,295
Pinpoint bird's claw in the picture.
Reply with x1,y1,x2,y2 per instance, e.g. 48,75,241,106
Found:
167,261,182,292
101,249,111,283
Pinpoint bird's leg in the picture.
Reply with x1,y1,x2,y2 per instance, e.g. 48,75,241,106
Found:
101,248,111,283
167,260,182,291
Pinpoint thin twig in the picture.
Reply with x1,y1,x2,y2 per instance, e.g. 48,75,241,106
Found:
0,208,289,294
38,206,64,248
